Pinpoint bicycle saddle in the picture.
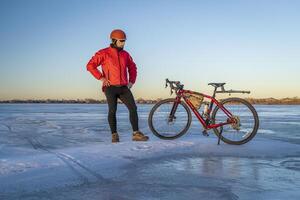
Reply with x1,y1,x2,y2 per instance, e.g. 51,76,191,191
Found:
208,83,226,88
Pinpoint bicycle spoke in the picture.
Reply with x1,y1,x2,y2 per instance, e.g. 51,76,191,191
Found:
213,98,258,144
149,99,191,139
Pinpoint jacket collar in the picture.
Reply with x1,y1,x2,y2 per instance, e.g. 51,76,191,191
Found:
109,44,123,52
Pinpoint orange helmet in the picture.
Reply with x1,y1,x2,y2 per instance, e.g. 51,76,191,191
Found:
110,29,126,40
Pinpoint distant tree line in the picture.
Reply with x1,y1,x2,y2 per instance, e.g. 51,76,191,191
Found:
0,98,161,104
244,97,300,105
0,97,300,105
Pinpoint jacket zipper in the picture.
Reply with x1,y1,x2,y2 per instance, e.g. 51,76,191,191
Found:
117,51,121,85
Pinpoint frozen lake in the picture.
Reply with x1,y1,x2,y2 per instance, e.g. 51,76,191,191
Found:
0,104,300,199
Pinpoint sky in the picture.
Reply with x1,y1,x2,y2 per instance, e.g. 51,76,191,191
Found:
0,0,299,100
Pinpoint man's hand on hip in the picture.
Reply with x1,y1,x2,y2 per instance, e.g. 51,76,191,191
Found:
100,77,110,87
127,82,133,89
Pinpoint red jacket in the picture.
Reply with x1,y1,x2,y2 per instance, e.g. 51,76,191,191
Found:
86,46,137,92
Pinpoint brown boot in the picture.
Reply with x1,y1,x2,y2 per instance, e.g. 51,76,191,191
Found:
132,131,149,141
112,132,119,143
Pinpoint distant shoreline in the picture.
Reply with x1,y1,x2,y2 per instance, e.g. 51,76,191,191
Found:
0,97,300,105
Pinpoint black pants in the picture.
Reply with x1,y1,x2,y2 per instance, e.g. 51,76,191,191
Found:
104,85,139,134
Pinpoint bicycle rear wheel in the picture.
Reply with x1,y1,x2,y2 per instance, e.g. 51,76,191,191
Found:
148,98,192,140
211,97,259,145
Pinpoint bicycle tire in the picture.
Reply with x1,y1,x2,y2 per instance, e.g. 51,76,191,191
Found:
148,98,192,140
211,97,259,145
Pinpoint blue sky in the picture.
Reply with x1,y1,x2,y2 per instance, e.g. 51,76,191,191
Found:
0,0,299,100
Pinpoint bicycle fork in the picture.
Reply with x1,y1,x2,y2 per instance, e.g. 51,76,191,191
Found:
168,99,181,122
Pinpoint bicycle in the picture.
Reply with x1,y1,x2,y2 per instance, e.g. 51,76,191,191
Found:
148,79,259,145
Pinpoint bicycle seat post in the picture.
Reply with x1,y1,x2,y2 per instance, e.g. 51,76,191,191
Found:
208,83,226,98
212,87,218,99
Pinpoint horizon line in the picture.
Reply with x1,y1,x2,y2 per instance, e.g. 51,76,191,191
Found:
0,96,299,101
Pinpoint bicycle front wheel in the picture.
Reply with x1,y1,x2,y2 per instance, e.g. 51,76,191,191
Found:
148,98,192,140
211,97,259,145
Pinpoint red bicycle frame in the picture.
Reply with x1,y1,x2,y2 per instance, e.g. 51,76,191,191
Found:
171,89,235,130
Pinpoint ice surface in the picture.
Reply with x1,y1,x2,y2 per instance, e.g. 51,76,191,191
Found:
0,104,299,199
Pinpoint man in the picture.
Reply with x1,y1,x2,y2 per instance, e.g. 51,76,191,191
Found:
86,29,149,143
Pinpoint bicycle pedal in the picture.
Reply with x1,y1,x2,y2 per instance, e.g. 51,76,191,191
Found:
202,130,209,137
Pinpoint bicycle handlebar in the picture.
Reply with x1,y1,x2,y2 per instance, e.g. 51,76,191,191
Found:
165,78,184,95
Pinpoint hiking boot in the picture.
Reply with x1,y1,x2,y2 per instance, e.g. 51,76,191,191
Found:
112,132,119,143
132,131,149,141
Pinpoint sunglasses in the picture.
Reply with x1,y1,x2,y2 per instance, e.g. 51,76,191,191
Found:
118,39,126,43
